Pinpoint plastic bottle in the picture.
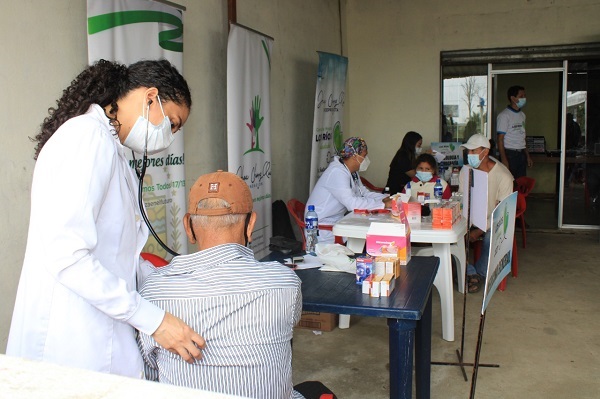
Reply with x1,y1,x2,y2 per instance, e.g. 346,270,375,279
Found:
305,205,318,255
433,178,443,201
405,181,412,199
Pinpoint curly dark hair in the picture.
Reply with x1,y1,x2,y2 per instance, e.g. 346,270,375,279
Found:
31,59,192,159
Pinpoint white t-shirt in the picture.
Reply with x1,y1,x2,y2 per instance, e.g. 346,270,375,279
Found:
497,106,526,150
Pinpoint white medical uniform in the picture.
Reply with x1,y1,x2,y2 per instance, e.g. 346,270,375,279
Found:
7,105,165,378
306,156,388,243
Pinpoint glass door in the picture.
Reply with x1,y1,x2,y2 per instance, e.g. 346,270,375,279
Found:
489,64,565,229
562,61,600,228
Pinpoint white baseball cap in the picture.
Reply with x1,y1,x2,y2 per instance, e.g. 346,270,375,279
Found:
461,134,490,150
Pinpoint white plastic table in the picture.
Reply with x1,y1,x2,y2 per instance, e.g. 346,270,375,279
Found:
332,212,468,341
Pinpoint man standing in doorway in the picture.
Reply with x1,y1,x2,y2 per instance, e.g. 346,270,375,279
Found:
496,85,533,178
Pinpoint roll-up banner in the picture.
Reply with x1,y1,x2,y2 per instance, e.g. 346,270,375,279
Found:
227,24,274,260
482,191,517,312
87,0,188,258
309,52,348,192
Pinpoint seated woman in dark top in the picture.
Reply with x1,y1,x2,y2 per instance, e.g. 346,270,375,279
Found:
384,131,423,195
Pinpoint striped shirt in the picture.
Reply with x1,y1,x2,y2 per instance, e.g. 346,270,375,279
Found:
138,244,305,399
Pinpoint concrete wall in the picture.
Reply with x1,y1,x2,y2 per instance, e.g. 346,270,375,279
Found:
344,0,600,188
0,0,341,352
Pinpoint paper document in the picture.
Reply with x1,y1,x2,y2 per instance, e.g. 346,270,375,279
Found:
283,254,324,269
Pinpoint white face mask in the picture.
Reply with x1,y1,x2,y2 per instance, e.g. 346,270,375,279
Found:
123,95,174,155
415,146,423,155
358,155,371,172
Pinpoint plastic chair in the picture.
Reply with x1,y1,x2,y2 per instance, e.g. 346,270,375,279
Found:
472,194,525,291
140,252,169,267
515,176,535,197
514,176,533,247
360,176,385,192
515,191,528,248
286,199,341,249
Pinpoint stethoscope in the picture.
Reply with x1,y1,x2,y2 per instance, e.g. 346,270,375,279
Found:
342,159,364,196
132,100,180,257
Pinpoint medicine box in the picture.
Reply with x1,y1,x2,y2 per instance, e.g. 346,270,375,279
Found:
432,200,461,229
380,274,396,297
402,202,421,225
356,255,374,285
366,222,411,265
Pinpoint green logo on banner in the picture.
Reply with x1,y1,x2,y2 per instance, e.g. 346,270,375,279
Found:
88,11,183,52
333,121,343,152
244,96,265,154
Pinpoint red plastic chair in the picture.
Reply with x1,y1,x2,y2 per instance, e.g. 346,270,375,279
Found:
472,193,525,291
286,199,342,249
515,176,535,197
514,177,533,248
360,176,385,192
515,192,528,248
140,252,169,267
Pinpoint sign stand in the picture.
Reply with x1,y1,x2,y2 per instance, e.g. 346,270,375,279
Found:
431,169,499,381
469,191,517,397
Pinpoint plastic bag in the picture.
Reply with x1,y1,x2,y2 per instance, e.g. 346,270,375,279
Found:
315,243,356,274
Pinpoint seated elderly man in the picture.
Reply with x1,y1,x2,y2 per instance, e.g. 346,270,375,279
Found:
137,171,321,398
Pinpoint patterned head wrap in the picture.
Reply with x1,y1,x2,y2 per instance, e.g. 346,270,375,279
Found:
339,137,368,159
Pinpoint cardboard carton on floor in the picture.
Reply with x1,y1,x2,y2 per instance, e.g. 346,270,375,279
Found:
296,311,338,332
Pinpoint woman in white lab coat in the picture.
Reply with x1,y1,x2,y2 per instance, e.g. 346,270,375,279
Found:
7,60,205,377
306,137,392,244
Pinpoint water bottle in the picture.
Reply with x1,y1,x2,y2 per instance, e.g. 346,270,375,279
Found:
305,205,318,255
405,181,412,198
434,178,443,201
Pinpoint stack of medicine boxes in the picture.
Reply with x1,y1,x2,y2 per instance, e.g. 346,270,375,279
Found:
357,255,400,298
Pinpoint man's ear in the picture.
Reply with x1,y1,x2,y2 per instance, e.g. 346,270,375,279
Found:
183,213,196,244
246,212,257,243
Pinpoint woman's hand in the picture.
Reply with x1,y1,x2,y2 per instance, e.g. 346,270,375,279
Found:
152,312,206,363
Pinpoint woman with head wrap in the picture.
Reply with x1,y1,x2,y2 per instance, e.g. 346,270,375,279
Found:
306,137,392,244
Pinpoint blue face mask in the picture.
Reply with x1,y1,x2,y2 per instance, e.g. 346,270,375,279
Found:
468,153,482,168
416,171,433,182
516,98,526,108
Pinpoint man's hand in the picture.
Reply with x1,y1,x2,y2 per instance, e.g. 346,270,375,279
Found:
152,312,206,363
469,228,484,243
527,155,533,168
383,196,393,208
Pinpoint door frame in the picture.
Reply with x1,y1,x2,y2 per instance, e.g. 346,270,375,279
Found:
487,63,573,229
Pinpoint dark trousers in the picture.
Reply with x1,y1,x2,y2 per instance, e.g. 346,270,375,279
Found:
504,149,527,178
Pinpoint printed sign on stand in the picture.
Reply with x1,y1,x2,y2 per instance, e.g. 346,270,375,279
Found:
459,166,488,231
481,191,517,312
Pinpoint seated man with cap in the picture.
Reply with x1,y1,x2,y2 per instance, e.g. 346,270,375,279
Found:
137,171,334,398
459,134,514,294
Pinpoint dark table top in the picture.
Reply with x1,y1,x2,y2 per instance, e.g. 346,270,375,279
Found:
262,251,439,321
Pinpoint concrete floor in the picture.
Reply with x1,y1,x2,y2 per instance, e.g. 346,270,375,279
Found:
291,229,600,398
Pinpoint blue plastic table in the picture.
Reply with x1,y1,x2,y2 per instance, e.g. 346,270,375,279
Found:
265,252,438,399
